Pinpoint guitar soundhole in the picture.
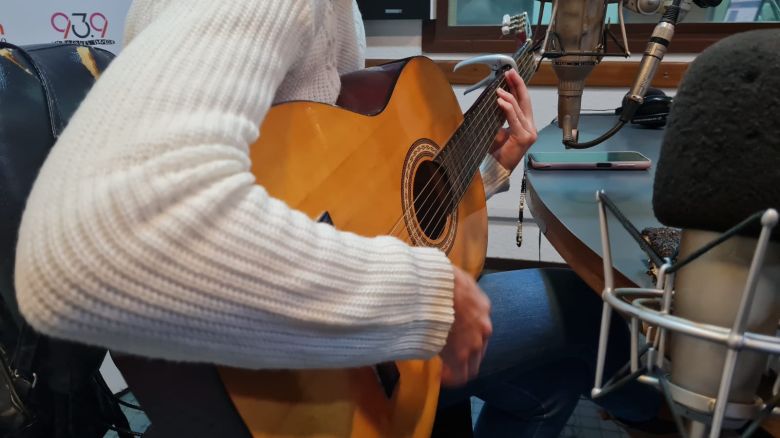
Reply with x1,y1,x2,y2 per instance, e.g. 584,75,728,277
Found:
413,160,454,241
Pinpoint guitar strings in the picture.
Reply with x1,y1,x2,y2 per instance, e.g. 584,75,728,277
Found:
418,57,533,237
403,66,519,241
382,35,536,240
387,52,537,240
387,54,536,244
403,52,537,235
386,54,537,244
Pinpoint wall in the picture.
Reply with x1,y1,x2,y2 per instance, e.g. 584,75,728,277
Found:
1,0,132,52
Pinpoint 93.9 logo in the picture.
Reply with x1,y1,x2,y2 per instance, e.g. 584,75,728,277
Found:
51,12,108,39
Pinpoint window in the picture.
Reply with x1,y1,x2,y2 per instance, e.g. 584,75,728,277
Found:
424,0,780,53
449,0,780,26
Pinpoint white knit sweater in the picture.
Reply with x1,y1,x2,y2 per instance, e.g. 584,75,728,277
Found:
14,0,511,369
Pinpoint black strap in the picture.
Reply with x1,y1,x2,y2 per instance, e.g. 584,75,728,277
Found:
0,42,65,138
599,191,770,278
598,192,666,268
0,42,63,385
667,210,767,274
10,323,39,385
516,170,527,247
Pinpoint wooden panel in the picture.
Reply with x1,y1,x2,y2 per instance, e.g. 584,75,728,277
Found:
367,59,689,88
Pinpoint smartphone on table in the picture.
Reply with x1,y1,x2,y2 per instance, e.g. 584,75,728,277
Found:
527,151,651,170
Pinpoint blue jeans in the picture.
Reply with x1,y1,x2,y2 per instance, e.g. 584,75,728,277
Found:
438,268,660,437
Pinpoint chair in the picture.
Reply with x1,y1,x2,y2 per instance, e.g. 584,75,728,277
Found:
0,42,126,437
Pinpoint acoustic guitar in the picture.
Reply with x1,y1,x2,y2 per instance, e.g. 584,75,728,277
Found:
217,14,536,438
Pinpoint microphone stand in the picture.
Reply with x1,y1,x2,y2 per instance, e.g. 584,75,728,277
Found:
593,191,780,438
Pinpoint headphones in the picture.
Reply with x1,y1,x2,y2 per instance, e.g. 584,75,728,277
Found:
615,88,673,128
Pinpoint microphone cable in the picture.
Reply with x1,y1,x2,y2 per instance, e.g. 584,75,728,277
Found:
562,119,626,149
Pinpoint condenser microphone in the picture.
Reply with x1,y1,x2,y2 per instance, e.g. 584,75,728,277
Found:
652,29,780,435
542,0,610,145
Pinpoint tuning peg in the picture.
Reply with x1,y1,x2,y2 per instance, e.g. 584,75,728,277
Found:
500,13,528,36
501,14,512,35
503,14,522,24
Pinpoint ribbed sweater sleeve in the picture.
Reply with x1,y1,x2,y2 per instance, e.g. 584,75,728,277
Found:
14,0,455,370
480,154,512,199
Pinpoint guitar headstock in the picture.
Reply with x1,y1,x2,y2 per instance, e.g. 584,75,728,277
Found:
502,12,537,83
501,12,532,43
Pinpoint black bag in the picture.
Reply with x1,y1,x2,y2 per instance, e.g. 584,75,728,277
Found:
0,42,133,438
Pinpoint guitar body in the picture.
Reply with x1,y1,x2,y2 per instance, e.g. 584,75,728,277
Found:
218,56,488,437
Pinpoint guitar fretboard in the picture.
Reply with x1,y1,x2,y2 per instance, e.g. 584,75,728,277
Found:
436,43,537,206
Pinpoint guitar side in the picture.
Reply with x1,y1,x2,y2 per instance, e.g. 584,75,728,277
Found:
218,57,488,438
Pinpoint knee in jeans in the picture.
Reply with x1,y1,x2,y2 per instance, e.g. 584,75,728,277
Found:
483,361,591,420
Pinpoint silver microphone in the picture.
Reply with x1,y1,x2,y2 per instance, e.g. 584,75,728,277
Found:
592,28,780,438
619,1,682,127
621,0,720,122
669,231,780,431
651,28,780,437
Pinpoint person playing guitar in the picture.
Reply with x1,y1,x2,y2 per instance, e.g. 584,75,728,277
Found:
14,0,662,436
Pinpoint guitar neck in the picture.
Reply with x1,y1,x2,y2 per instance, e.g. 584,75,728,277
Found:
438,46,537,203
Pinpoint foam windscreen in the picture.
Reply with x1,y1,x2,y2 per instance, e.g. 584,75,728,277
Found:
653,29,780,240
